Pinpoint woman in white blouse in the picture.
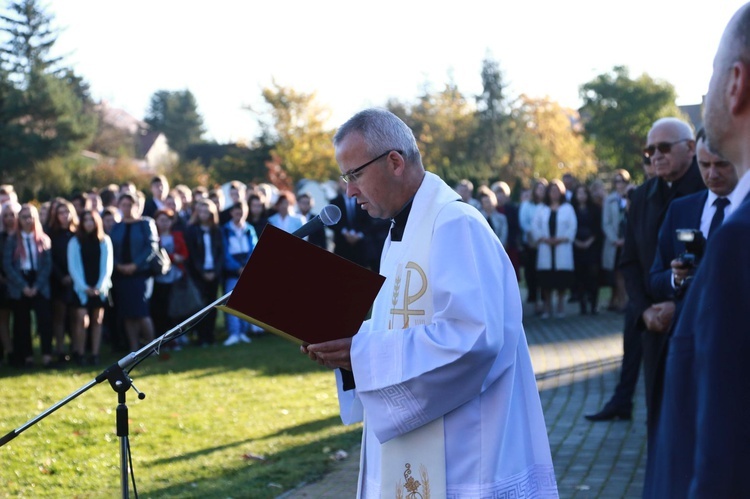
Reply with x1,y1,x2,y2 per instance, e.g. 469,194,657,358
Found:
531,179,578,318
519,179,548,314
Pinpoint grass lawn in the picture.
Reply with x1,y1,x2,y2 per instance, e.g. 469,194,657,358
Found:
0,333,362,498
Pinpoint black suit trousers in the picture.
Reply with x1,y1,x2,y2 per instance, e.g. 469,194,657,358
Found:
610,303,642,410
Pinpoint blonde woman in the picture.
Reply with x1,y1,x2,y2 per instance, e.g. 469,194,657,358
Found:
2,204,53,367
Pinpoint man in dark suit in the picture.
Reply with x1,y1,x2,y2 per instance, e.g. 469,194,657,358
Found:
142,175,169,219
297,192,328,250
586,117,705,422
643,130,738,491
646,6,750,497
330,179,371,268
649,130,738,302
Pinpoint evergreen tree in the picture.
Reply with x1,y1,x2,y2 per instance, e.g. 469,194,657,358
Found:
0,0,96,186
145,89,205,157
473,56,514,178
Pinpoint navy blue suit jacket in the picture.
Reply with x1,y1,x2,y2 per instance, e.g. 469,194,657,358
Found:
646,191,750,498
649,189,707,301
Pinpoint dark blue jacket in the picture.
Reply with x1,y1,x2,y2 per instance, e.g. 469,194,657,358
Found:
646,191,750,498
2,233,52,299
184,224,225,278
109,219,159,274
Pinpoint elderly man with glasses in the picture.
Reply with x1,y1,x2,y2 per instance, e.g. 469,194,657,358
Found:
303,108,557,499
586,117,705,426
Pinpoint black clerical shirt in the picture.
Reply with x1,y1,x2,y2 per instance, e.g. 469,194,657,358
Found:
389,198,414,242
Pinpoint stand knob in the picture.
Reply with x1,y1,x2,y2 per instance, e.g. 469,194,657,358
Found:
131,383,146,400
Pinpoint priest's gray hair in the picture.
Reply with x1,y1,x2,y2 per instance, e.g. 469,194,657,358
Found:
334,108,422,167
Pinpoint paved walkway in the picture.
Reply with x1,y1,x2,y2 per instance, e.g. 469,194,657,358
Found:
280,301,646,498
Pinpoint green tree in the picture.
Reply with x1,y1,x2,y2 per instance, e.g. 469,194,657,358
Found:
473,56,515,178
387,79,478,186
0,0,97,186
145,89,205,157
0,0,62,80
251,80,337,184
512,95,597,181
579,65,685,177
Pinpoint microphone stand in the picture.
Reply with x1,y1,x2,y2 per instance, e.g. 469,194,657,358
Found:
0,291,233,499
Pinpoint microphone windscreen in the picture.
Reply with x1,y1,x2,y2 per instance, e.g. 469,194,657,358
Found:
319,204,342,226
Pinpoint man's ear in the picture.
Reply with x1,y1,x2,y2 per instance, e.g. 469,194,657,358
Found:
729,60,750,115
389,150,407,177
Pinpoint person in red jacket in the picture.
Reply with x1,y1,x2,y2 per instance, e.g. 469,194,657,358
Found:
150,209,189,343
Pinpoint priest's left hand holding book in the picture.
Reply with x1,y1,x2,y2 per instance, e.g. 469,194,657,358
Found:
301,338,352,371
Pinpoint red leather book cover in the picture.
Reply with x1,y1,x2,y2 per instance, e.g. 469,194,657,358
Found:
217,224,385,345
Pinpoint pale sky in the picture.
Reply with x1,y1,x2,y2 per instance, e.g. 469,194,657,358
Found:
39,0,747,143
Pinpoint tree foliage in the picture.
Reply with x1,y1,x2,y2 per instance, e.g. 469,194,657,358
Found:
388,80,477,186
251,80,337,184
0,0,62,81
190,141,271,186
579,65,685,176
513,95,597,181
473,56,515,178
144,89,205,157
385,61,596,189
0,0,96,188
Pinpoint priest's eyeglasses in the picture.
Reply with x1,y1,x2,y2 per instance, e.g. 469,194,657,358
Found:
340,150,402,184
643,138,691,158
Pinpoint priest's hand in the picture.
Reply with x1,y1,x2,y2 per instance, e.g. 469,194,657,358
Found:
301,338,352,371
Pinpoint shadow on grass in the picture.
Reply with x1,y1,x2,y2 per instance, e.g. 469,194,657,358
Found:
148,415,344,467
140,425,363,499
148,436,258,466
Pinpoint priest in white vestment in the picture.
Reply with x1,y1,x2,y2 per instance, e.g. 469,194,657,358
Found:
304,108,558,499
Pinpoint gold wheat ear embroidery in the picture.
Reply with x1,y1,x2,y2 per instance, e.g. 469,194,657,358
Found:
419,464,431,498
392,274,401,307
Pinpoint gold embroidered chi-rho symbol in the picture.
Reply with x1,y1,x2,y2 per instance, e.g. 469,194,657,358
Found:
390,262,427,328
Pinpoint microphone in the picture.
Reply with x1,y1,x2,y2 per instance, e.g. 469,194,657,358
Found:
292,204,341,239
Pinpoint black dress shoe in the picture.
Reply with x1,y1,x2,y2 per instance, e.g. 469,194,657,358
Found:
585,405,632,421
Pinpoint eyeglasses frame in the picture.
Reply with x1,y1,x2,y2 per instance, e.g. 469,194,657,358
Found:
340,150,403,184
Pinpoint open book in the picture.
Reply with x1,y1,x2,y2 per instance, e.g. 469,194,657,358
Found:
217,224,385,345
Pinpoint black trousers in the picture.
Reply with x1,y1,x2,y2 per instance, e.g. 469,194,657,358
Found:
150,281,174,337
194,276,220,346
12,293,53,361
609,303,642,410
524,247,540,302
574,260,600,312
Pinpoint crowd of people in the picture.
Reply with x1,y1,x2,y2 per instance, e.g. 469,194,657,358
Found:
458,169,642,319
0,175,372,368
0,162,645,371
